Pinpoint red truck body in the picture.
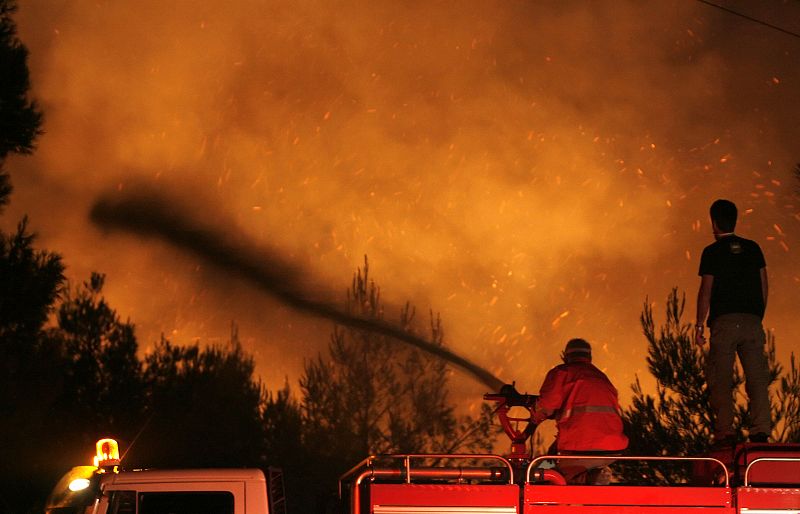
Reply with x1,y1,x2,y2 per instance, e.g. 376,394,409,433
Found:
47,394,800,514
341,445,800,514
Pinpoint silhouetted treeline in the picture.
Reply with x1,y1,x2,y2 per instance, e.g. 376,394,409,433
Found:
0,266,264,513
0,261,495,514
0,216,495,514
0,0,41,159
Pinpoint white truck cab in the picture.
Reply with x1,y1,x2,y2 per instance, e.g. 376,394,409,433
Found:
45,440,283,514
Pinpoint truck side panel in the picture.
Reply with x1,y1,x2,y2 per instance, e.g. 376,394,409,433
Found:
369,483,519,514
524,485,733,513
737,487,800,512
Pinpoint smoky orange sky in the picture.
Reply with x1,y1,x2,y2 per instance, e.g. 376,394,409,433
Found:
4,1,799,415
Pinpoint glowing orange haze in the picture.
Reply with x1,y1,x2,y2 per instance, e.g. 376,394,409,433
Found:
5,1,799,415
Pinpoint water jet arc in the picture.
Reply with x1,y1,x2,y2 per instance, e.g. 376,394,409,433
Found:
89,190,505,392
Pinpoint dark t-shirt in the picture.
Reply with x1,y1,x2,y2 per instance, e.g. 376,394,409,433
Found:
698,234,766,323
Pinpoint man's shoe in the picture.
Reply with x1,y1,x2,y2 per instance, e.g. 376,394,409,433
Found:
749,432,769,443
586,466,613,486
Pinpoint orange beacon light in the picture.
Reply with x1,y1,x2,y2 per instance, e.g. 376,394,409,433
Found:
93,438,120,468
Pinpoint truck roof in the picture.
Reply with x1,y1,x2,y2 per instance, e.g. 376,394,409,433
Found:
101,468,267,485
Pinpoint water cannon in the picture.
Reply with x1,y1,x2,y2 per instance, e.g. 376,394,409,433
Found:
484,383,538,462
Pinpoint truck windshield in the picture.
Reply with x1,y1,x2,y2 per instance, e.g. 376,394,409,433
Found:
45,466,101,514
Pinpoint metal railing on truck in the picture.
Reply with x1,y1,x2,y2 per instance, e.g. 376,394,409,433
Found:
525,455,732,513
744,456,800,486
526,454,730,486
339,454,516,514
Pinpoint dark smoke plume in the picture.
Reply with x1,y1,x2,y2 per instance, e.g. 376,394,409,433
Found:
89,188,505,391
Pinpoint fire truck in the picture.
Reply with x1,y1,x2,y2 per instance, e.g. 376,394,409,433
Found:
46,387,800,514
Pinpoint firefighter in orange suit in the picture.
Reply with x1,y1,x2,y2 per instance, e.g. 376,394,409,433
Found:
533,338,628,484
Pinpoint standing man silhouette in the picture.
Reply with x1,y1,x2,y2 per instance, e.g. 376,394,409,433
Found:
696,199,770,445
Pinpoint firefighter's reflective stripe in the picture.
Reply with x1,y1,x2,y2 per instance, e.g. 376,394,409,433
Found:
558,405,622,421
374,508,516,514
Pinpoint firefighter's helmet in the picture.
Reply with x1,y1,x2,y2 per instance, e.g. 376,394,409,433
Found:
562,338,592,362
